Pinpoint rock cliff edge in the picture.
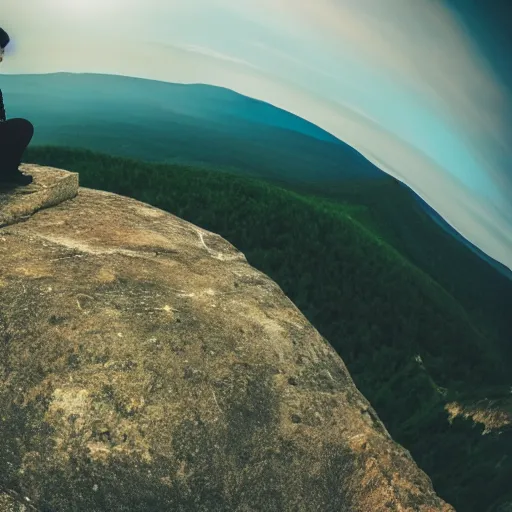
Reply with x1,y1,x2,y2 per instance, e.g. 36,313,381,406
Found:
0,164,454,511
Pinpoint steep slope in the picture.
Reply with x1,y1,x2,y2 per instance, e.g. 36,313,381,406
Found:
0,164,452,511
24,147,512,512
265,177,512,355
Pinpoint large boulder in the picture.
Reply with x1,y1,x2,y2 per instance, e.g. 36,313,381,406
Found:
0,164,454,511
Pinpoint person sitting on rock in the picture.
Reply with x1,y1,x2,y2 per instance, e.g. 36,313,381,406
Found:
0,26,34,186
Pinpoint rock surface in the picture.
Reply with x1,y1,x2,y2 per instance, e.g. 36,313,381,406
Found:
0,164,454,511
0,165,78,228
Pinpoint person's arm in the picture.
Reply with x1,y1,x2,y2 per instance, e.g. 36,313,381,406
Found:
0,89,6,122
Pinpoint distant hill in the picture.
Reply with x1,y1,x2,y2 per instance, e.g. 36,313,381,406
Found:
2,72,381,182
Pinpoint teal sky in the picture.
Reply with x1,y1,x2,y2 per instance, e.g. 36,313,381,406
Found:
1,0,511,270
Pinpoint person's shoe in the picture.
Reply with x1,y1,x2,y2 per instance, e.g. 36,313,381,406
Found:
2,170,33,186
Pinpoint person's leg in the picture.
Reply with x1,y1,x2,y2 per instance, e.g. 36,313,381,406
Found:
0,118,34,184
0,121,15,185
0,121,11,174
1,118,34,171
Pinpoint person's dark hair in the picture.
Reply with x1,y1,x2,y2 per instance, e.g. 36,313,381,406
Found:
0,27,10,50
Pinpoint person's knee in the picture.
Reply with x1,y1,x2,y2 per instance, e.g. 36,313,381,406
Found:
24,119,34,139
9,118,34,141
14,118,34,133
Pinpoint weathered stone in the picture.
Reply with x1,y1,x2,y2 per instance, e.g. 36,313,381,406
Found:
0,165,454,511
0,164,79,228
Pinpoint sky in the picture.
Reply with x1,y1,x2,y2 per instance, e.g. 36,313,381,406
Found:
1,0,511,270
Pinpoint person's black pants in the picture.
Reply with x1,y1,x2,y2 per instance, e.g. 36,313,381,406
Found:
0,118,34,181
